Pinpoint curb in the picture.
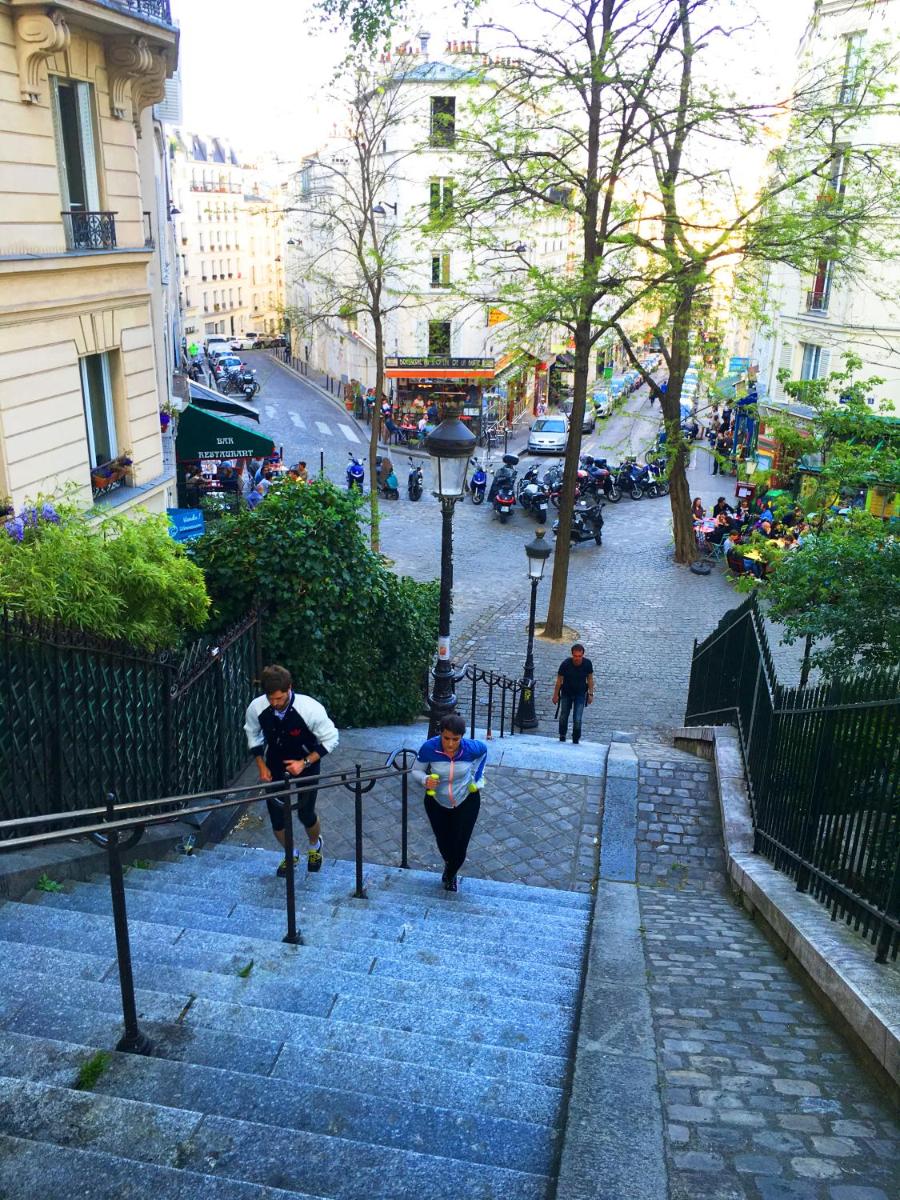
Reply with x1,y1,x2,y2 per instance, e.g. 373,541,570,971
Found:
682,724,899,1091
555,741,668,1200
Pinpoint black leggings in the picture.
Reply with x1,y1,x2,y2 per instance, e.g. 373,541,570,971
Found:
424,791,480,877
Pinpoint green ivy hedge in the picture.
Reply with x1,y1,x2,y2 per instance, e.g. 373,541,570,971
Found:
189,478,439,727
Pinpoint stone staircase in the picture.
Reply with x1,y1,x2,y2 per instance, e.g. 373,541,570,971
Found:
0,843,591,1199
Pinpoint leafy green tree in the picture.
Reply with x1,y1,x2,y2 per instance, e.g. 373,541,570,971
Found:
733,355,900,677
188,478,439,726
0,496,209,650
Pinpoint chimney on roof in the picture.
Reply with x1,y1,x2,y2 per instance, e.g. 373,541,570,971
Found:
418,30,430,58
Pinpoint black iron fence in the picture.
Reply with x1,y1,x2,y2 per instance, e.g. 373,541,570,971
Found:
0,610,261,829
685,596,900,962
62,210,117,251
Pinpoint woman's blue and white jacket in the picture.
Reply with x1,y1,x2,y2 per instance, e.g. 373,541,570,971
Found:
411,736,488,809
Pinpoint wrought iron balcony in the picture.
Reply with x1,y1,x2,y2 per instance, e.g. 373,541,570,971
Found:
62,210,117,251
806,289,829,313
110,1,174,25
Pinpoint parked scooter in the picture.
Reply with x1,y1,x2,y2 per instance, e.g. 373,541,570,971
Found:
468,457,488,504
553,496,605,546
376,455,399,500
488,453,519,523
646,457,670,495
407,458,423,501
581,455,620,503
346,453,364,492
516,463,550,523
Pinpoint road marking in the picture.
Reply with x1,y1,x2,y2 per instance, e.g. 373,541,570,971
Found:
338,423,360,443
265,406,277,420
316,420,332,436
288,412,306,429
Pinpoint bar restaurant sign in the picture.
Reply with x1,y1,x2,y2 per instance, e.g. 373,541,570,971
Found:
386,356,494,370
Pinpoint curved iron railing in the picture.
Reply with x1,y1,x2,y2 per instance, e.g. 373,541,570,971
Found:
0,750,418,1055
460,663,522,739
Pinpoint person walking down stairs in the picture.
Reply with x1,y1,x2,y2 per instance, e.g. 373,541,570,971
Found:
244,664,339,877
413,715,488,893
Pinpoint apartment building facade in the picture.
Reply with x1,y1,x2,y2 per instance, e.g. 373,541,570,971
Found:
0,0,178,513
169,131,283,345
747,0,900,410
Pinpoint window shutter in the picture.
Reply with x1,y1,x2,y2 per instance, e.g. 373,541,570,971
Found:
817,349,831,379
778,341,793,373
49,79,71,209
430,180,440,216
444,179,454,215
76,82,101,212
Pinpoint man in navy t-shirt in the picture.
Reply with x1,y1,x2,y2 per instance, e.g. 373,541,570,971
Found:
552,643,594,744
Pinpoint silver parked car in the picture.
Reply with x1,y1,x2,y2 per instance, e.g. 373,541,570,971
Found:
528,415,569,454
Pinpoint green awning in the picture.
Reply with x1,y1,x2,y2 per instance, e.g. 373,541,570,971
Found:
175,404,275,461
713,373,742,399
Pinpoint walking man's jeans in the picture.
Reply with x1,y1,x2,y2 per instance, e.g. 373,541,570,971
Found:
559,694,586,742
424,791,481,877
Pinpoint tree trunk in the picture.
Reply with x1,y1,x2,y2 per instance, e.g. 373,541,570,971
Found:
369,318,384,554
664,283,698,565
543,320,591,637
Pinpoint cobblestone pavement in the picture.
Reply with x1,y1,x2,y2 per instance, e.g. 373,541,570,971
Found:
225,748,601,894
635,742,900,1200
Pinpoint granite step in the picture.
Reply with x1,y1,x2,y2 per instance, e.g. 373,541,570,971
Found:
0,902,580,990
27,888,586,968
0,1133,318,1200
107,863,592,931
0,1077,552,1200
0,1032,560,1173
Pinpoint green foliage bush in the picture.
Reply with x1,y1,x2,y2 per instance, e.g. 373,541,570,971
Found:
188,478,438,726
0,495,209,650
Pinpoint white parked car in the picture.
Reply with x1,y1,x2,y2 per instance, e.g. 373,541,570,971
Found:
231,332,262,350
528,415,569,454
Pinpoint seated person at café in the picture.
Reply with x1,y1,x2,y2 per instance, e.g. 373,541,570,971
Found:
427,401,439,424
735,497,753,526
691,497,706,520
711,496,734,518
706,512,732,546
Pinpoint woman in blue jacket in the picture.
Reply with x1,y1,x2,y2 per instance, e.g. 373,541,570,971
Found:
412,714,488,892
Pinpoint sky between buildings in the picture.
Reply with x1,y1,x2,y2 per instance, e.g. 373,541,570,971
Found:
173,0,812,164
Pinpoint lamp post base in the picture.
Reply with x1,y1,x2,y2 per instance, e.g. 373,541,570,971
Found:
516,680,539,731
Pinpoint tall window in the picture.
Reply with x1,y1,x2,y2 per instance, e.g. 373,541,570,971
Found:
51,79,107,248
429,177,454,218
800,343,823,380
430,96,456,147
839,32,865,104
428,321,451,356
80,353,117,470
431,252,450,288
807,260,833,312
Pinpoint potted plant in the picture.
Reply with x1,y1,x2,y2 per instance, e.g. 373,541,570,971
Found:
91,452,133,494
160,400,177,432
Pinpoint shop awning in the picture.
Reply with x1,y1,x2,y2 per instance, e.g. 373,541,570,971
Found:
492,349,540,386
175,404,275,461
554,351,576,370
384,356,495,380
188,380,260,422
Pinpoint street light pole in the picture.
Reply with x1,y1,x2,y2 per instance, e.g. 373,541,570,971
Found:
424,414,477,737
516,527,552,731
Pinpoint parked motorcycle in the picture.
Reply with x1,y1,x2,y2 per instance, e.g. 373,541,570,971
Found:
488,453,519,523
468,457,488,504
516,463,549,523
611,457,646,500
646,457,670,496
407,458,423,502
346,453,364,492
553,496,605,545
581,455,620,503
375,456,399,500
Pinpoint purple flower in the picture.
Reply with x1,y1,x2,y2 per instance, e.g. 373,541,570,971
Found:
41,503,60,524
4,517,25,542
21,506,39,527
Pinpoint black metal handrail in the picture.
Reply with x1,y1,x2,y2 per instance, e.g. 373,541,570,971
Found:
461,663,522,739
62,210,117,251
111,0,174,25
685,596,900,963
0,750,418,1055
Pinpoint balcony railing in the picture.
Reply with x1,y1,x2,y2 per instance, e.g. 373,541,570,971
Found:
806,290,830,313
62,210,117,251
111,1,174,25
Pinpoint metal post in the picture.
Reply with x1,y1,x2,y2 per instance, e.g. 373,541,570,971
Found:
516,576,540,730
319,448,325,477
504,427,509,455
354,764,366,898
281,775,301,944
105,793,152,1056
875,844,900,964
212,648,226,788
400,763,409,869
800,633,813,689
428,497,458,736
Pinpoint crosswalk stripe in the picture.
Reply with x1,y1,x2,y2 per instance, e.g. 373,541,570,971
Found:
316,420,332,436
289,412,306,429
338,423,360,443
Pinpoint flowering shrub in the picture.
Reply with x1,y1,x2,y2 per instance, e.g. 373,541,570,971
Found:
0,493,209,650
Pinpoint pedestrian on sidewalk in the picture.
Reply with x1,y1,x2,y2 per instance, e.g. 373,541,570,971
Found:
413,715,487,892
244,664,340,878
552,643,594,744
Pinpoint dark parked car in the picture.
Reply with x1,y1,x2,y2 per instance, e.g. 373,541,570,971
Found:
559,397,595,434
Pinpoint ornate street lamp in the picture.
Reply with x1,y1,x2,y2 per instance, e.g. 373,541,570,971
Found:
424,413,477,735
516,527,552,731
